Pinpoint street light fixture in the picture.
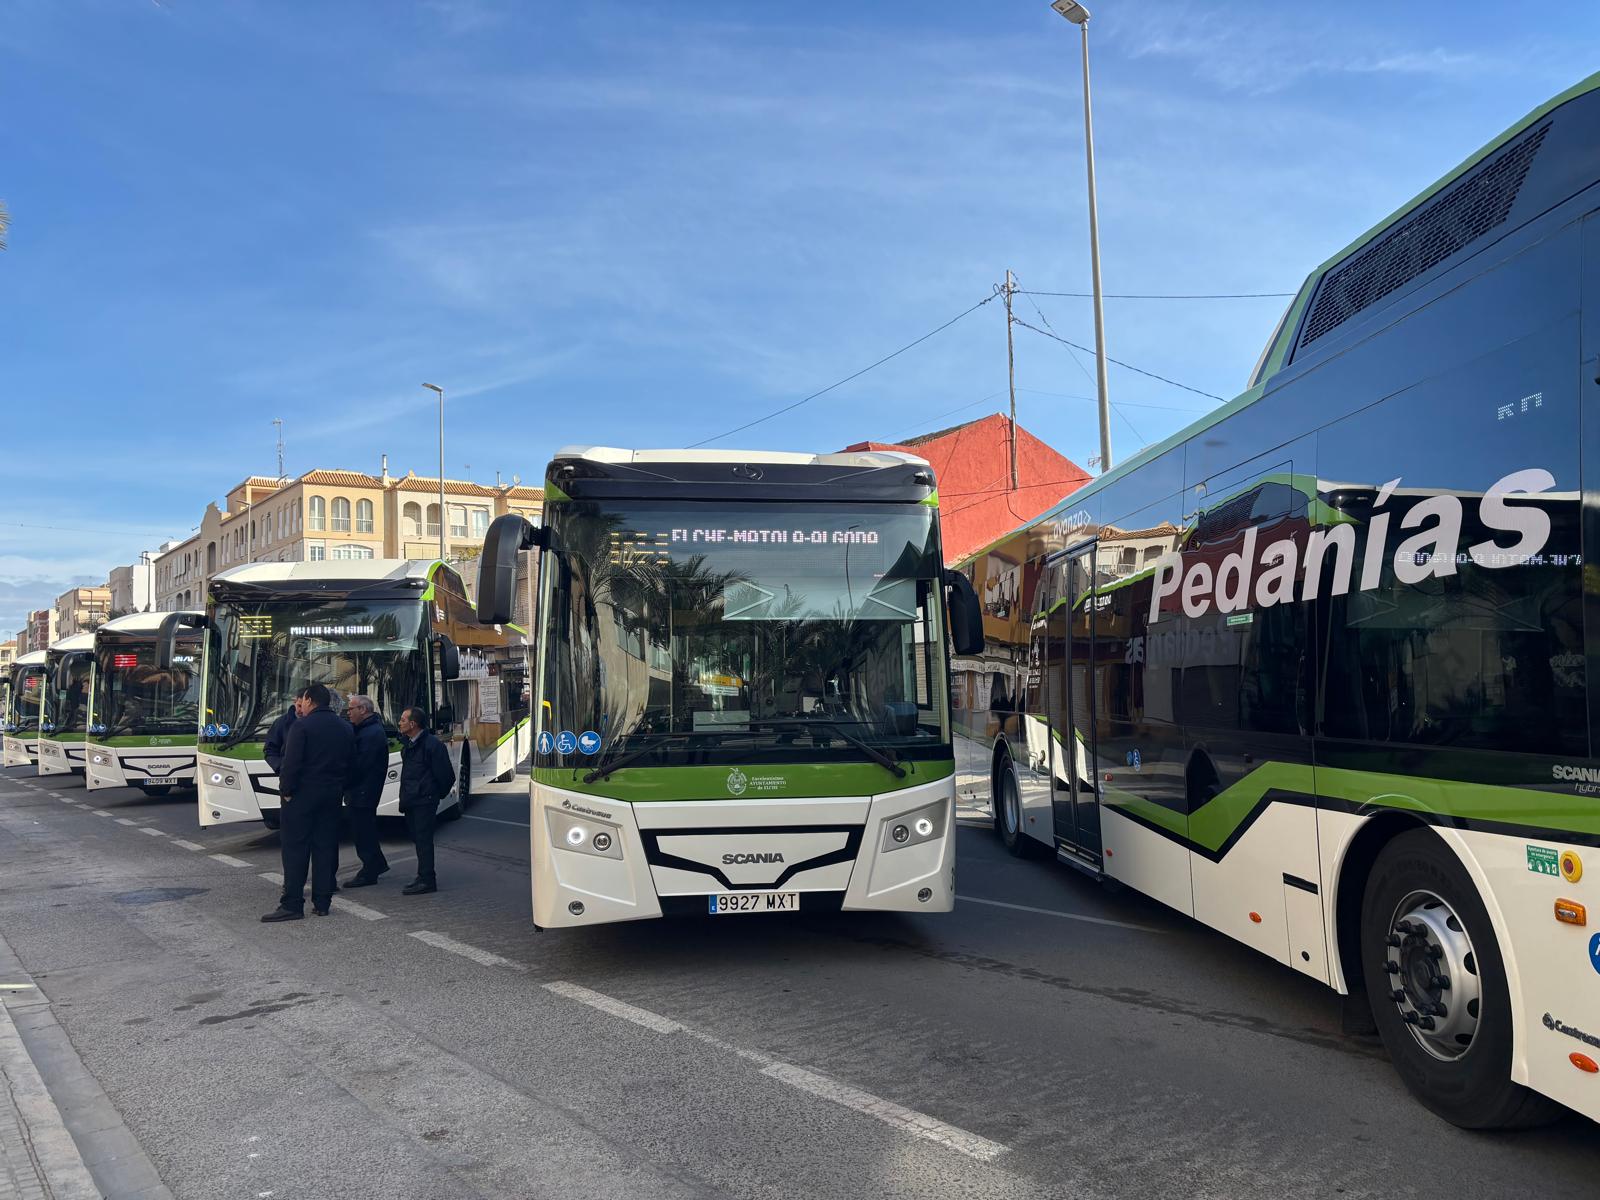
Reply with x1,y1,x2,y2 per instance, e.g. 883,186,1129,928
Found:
422,383,446,562
1050,0,1113,473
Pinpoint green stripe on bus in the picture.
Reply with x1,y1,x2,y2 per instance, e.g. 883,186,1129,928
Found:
495,716,530,748
88,735,198,748
533,759,953,802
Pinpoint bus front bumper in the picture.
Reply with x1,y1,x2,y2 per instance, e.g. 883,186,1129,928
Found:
1,736,36,769
529,776,956,929
86,748,196,792
37,739,85,776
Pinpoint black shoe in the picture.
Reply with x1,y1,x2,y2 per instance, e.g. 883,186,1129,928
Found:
342,874,378,889
261,907,304,923
312,906,330,917
401,880,437,895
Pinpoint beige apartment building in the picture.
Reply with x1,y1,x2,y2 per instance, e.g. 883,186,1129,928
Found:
153,462,543,611
55,586,113,637
0,640,15,674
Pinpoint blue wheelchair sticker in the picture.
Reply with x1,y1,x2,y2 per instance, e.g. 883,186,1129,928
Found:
578,731,602,755
1589,932,1600,978
537,730,555,755
555,730,578,755
204,724,218,738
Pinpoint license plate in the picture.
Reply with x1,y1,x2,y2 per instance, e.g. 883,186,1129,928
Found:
708,891,800,915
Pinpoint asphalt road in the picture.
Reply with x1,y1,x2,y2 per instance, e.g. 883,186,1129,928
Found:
0,766,1594,1199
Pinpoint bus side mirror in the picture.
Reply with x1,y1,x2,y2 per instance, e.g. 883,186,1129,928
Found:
433,634,461,681
476,514,547,626
944,569,984,657
155,612,208,671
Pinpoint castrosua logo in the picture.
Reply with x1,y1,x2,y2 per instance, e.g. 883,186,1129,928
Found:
726,768,748,796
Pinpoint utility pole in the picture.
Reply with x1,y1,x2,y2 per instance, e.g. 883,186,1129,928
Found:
1004,269,1019,491
423,383,446,562
272,417,285,479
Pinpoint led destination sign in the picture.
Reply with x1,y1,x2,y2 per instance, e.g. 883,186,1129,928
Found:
610,526,882,566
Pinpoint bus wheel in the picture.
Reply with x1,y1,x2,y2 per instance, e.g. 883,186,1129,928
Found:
1360,829,1559,1129
995,756,1042,859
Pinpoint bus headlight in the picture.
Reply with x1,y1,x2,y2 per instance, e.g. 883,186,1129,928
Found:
204,763,241,790
91,753,107,765
548,809,623,860
881,801,947,854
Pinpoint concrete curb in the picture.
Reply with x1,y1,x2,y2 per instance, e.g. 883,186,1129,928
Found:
0,931,172,1200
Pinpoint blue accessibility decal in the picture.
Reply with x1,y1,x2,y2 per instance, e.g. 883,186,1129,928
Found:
537,730,555,756
204,723,218,738
577,731,602,755
218,724,231,737
1590,932,1600,978
555,730,578,755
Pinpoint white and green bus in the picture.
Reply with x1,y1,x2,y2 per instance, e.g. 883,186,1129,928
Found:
162,559,529,829
953,75,1600,1128
37,632,96,776
475,446,985,929
85,611,204,795
1,650,48,769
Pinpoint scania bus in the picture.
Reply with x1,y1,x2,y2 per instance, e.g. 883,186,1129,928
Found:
475,446,984,929
1,650,47,768
953,74,1600,1128
161,559,528,828
37,632,96,776
85,611,203,794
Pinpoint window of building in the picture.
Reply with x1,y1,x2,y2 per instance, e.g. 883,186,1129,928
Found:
448,505,467,538
356,498,374,533
309,496,326,531
331,497,351,532
331,545,374,560
308,542,326,561
471,507,490,537
425,503,441,539
403,502,422,537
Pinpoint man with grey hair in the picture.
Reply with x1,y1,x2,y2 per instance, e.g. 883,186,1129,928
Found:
342,694,391,887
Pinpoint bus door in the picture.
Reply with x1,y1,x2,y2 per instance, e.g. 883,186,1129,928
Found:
1045,540,1102,866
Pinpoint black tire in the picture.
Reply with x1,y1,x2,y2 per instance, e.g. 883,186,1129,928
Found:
1360,828,1561,1129
261,810,281,831
994,754,1045,859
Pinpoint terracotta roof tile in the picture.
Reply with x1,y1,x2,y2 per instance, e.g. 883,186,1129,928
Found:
394,477,499,497
299,469,384,487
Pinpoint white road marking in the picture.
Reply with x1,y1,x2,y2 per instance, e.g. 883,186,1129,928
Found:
762,1062,1008,1162
115,818,138,826
172,839,205,851
541,981,1010,1162
210,853,252,868
409,930,523,970
93,810,112,817
958,894,1164,933
462,814,529,829
260,872,283,884
544,981,683,1033
140,827,167,837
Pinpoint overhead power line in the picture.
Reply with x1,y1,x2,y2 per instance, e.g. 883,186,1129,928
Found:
1008,315,1227,403
689,293,1001,448
1017,289,1295,300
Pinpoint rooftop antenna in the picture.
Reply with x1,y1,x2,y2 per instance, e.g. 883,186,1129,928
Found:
272,417,285,478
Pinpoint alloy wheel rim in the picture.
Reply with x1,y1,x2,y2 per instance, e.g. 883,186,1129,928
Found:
1383,889,1482,1061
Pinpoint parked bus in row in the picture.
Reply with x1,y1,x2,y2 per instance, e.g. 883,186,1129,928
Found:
475,446,984,929
160,559,528,829
1,650,48,769
952,74,1600,1128
85,611,204,795
37,632,96,776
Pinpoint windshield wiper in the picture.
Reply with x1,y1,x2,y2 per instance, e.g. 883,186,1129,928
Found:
749,718,906,778
582,732,700,783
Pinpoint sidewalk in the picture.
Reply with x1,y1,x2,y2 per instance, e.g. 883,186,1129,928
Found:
0,933,171,1200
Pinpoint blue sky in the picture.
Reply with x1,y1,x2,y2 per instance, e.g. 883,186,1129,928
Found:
3,0,1596,638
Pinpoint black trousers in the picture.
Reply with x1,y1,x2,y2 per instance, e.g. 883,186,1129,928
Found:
404,801,437,885
280,795,340,912
347,804,388,879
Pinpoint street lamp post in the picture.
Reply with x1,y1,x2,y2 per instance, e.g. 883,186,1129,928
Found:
1050,0,1113,473
422,383,446,562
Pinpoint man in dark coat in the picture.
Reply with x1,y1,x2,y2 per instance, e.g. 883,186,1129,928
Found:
263,683,353,921
396,706,456,895
263,698,302,773
342,694,390,887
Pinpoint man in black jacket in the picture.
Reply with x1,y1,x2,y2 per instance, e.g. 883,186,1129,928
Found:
262,698,302,773
397,706,455,895
263,683,353,921
341,694,390,888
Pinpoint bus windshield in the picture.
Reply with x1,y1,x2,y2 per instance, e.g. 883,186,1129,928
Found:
43,652,94,736
6,667,44,734
94,640,202,737
543,500,950,770
204,598,426,747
